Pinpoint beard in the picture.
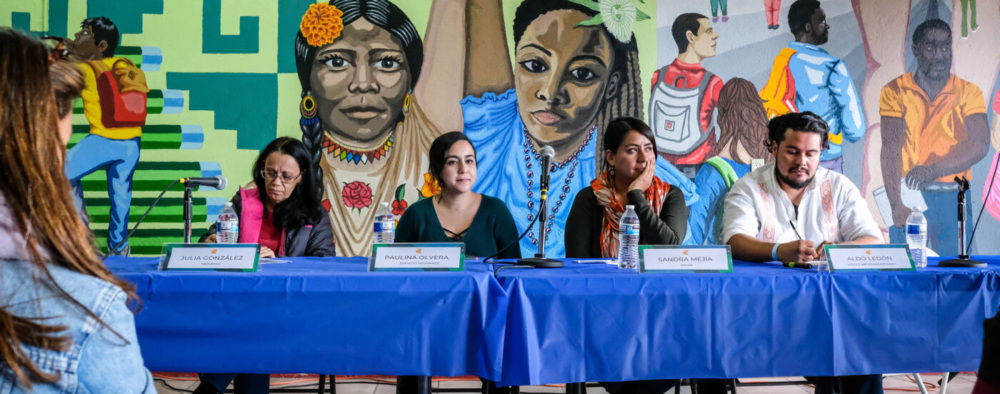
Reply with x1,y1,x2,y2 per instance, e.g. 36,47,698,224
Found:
776,166,815,189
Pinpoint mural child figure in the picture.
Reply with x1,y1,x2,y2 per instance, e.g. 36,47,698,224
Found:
462,0,697,257
295,0,464,257
65,16,148,256
764,0,782,30
764,0,865,174
881,19,989,257
649,12,723,180
687,78,773,245
710,0,728,23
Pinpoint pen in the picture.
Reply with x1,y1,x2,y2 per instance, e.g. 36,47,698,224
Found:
789,219,803,240
786,220,813,268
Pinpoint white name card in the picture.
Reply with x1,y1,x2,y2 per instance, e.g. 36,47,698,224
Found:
825,244,915,272
158,243,260,272
639,245,733,273
369,243,466,272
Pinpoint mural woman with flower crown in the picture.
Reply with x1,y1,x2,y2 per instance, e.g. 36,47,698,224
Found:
462,0,695,257
295,0,466,256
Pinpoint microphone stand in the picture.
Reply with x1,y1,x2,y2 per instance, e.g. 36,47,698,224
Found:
517,156,563,268
183,185,194,244
939,176,985,267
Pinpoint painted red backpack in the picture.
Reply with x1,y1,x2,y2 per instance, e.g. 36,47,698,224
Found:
87,58,149,127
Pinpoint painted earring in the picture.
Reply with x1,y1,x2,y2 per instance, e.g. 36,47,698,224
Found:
609,167,615,177
402,89,412,115
300,91,318,124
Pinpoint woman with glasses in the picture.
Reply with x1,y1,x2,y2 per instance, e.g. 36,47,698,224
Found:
199,137,335,258
196,136,334,394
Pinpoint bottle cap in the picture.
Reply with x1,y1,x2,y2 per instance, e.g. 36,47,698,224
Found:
381,202,390,207
625,205,635,210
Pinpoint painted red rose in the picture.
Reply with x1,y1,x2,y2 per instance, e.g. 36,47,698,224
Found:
342,181,372,209
392,199,408,216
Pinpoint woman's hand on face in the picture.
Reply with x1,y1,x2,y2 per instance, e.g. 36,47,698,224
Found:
260,246,276,258
628,156,656,193
202,234,218,244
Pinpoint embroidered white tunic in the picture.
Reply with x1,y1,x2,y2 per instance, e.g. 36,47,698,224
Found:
721,162,882,246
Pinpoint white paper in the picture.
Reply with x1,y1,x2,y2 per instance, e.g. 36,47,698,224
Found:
899,178,926,210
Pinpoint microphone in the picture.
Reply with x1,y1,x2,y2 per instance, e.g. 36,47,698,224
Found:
179,175,227,190
539,145,554,198
179,175,226,244
517,145,563,268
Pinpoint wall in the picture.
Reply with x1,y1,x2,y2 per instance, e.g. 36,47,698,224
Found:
2,0,998,257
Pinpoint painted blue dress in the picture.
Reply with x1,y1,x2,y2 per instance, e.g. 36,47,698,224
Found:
462,89,698,257
687,157,751,245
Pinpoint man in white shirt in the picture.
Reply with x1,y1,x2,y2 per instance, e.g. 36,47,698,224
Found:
722,111,882,264
721,111,883,394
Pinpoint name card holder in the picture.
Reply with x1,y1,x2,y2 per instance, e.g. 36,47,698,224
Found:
159,243,260,272
639,245,733,273
369,243,466,272
824,244,915,272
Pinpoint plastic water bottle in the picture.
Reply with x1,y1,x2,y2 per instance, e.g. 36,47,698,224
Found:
374,202,395,244
906,205,927,268
216,202,239,244
618,205,640,269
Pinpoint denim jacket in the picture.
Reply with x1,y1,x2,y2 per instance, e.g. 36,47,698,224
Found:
0,194,155,393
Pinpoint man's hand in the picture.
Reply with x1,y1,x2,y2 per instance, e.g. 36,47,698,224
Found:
777,240,818,264
905,165,937,190
890,202,911,228
814,241,833,259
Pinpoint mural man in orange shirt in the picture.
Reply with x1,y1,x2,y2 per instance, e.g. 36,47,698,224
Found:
880,19,989,256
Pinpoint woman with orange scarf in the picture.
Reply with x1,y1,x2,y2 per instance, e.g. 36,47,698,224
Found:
566,117,688,259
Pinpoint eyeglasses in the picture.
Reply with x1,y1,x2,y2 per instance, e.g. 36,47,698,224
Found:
261,169,302,184
40,36,71,64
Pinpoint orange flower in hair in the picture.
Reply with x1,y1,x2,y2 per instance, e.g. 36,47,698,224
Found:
300,2,344,47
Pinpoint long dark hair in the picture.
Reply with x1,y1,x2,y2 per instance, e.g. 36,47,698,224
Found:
512,0,644,171
713,78,773,163
252,137,324,230
0,27,137,388
428,131,477,190
294,0,424,190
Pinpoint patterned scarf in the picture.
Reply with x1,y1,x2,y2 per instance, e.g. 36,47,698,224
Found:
592,171,671,258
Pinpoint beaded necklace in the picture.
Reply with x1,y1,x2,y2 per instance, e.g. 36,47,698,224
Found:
521,125,596,246
322,130,395,164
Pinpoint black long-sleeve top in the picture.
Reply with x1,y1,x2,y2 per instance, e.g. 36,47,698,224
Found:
564,187,688,258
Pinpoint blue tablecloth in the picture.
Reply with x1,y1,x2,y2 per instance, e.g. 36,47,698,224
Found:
493,257,1000,386
106,256,508,379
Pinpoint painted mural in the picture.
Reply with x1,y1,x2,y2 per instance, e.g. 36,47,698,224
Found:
3,0,999,257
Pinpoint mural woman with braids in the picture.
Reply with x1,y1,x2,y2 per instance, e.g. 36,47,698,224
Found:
295,0,466,256
462,0,696,257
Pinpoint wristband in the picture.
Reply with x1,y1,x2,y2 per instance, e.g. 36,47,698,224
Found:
771,243,780,261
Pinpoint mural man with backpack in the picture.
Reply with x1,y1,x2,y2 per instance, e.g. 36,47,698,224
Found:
760,0,865,174
649,12,723,180
65,16,149,256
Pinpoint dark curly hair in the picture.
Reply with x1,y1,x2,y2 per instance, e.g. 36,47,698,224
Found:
764,111,830,151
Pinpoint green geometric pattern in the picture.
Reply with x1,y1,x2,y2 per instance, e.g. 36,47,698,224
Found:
202,0,259,54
